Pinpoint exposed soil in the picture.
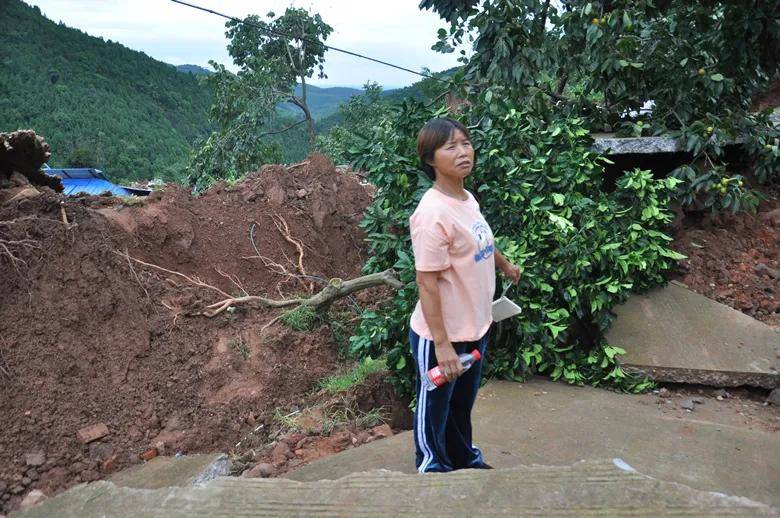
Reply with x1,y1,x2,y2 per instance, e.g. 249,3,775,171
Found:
751,79,780,112
0,153,402,513
669,176,780,327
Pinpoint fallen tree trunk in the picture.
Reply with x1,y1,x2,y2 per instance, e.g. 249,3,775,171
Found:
0,130,62,192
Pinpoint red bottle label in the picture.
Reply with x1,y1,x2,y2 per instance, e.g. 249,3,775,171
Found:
428,367,446,387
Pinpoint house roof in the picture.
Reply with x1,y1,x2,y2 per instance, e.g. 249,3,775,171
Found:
44,167,150,196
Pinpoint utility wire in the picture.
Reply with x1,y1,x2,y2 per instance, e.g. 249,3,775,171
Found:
169,0,450,84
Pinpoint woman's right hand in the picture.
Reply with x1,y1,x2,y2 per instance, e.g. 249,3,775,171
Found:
434,341,464,382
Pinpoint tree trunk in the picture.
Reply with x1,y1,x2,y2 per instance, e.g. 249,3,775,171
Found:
300,75,316,146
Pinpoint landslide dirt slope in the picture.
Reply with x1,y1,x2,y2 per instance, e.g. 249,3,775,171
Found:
0,153,378,512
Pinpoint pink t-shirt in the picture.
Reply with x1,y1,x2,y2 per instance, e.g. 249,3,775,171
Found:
409,188,496,342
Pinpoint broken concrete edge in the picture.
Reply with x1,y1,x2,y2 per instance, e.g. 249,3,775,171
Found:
607,458,775,510
591,109,780,155
620,364,780,389
191,454,230,485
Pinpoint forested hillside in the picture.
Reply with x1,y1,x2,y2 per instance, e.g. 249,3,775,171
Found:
0,0,213,183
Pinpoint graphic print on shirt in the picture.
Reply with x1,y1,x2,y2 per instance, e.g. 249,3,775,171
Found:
471,221,494,263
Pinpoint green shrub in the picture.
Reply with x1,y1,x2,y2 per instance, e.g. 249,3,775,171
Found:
346,94,684,398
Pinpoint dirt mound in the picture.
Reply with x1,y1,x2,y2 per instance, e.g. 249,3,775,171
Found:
670,179,780,327
0,153,380,512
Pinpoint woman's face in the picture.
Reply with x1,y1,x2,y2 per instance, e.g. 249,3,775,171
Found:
429,129,474,181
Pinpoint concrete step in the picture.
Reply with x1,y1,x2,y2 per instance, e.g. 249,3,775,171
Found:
606,281,780,388
287,379,780,508
15,459,777,517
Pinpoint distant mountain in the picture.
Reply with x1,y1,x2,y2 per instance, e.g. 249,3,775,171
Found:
277,85,363,120
0,0,213,183
176,64,213,76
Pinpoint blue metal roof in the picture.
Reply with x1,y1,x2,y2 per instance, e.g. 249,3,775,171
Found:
44,167,146,196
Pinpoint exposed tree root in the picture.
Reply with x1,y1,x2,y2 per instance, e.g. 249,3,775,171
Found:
118,250,403,318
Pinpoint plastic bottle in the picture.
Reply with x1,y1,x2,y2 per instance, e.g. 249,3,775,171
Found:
422,349,482,391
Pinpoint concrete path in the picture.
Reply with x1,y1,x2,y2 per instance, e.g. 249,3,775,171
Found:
606,281,780,388
288,378,780,507
17,459,777,517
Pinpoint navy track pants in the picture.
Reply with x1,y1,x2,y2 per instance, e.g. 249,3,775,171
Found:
409,328,489,473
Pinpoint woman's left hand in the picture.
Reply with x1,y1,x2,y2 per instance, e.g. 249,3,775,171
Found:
500,262,522,284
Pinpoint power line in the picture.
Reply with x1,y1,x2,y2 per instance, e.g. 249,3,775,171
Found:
168,0,449,84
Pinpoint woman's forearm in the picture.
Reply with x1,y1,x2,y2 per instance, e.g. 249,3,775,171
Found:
494,247,508,270
417,272,450,345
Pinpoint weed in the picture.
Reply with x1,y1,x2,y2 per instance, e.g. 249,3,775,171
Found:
319,356,387,394
280,304,318,331
228,336,250,360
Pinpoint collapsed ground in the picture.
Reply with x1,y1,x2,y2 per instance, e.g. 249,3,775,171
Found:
1,148,779,512
0,153,409,512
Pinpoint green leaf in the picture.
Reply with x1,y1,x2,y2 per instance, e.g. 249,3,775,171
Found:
710,73,724,82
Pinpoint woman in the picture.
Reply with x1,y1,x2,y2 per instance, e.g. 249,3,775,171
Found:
409,117,521,473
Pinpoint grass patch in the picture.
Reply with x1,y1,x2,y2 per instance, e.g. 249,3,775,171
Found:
228,336,250,360
319,356,387,394
280,304,318,331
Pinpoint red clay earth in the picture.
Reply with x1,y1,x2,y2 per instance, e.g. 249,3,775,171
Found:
0,153,404,513
669,175,780,328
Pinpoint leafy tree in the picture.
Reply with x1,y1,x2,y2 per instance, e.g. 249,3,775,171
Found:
66,147,97,168
224,8,332,145
316,82,391,164
188,8,332,187
422,0,780,211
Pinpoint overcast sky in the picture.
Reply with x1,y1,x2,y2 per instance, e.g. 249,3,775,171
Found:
26,0,466,89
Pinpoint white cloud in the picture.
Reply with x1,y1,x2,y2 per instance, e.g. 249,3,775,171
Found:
25,0,465,88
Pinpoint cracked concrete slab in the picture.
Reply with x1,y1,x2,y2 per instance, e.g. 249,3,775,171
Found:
606,281,780,388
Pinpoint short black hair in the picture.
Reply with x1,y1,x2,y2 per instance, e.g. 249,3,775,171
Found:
416,118,471,181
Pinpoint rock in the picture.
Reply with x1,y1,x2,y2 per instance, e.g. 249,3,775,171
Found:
658,388,670,398
356,431,371,444
271,442,291,465
331,430,351,448
713,389,731,399
24,451,45,467
371,424,394,438
296,188,307,198
19,489,46,509
244,462,275,478
294,449,304,457
139,448,158,461
101,455,118,473
680,399,696,411
267,185,286,206
25,469,39,482
768,388,780,406
287,458,304,469
76,423,109,444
